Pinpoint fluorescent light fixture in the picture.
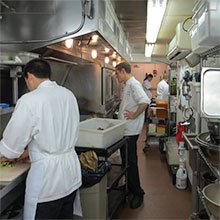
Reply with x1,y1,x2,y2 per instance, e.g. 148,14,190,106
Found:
146,0,167,43
145,43,154,57
64,39,74,48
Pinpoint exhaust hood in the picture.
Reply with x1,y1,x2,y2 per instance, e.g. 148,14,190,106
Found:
0,0,131,62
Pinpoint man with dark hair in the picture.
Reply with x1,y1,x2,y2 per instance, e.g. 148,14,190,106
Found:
115,62,150,209
0,58,82,219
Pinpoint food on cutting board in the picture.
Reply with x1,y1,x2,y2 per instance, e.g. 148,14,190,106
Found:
0,161,14,167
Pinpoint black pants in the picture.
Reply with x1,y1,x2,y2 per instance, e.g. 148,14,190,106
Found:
35,190,77,219
120,135,144,196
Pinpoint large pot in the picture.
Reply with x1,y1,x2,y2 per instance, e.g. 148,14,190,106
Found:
202,183,220,219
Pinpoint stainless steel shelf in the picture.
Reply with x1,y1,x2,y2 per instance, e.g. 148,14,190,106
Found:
198,147,220,179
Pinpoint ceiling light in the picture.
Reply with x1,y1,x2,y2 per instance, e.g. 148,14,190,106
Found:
112,60,117,67
145,44,154,57
105,56,110,64
91,34,99,42
146,0,167,43
64,39,74,49
91,49,97,59
105,47,110,53
112,51,117,58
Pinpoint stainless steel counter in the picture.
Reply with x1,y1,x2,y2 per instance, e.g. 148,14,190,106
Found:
0,169,28,214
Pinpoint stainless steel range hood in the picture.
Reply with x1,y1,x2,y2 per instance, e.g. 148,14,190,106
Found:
0,0,131,62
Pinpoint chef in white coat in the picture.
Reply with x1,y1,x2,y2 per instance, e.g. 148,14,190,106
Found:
115,62,150,209
142,73,154,100
0,58,82,219
157,74,169,100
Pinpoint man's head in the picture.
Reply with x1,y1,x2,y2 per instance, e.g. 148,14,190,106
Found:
147,74,153,82
115,62,131,83
162,73,169,82
23,58,51,91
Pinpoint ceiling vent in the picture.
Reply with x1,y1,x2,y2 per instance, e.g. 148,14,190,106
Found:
167,23,191,61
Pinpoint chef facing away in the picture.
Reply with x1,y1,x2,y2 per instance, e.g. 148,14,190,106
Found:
0,58,82,219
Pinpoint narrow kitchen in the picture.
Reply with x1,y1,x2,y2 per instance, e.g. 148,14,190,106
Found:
0,0,220,219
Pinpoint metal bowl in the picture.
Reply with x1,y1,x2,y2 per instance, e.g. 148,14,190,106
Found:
195,132,220,168
202,183,220,219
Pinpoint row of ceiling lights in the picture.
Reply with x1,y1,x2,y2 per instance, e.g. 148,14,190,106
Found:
64,35,121,67
145,0,167,57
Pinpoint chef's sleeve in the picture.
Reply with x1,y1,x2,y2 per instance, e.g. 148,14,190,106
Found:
131,83,151,105
0,101,35,159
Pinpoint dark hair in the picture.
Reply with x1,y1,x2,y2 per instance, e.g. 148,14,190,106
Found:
23,58,51,79
144,73,153,81
115,62,131,73
144,73,148,80
147,74,153,79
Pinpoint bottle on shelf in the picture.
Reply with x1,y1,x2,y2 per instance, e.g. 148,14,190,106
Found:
170,77,177,95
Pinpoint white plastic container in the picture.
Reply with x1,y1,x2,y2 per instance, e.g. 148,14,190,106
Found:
76,118,126,148
176,166,187,190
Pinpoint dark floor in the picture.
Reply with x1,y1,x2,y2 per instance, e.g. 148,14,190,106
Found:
114,125,192,219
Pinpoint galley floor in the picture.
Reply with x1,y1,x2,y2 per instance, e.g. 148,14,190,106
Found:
114,125,192,219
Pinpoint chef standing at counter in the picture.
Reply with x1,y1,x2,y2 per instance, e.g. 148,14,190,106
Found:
115,62,150,209
0,58,82,219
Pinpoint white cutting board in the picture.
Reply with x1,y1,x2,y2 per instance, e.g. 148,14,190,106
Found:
0,162,30,184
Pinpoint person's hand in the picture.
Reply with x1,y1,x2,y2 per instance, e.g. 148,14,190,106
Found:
17,149,30,163
124,110,136,119
0,156,16,163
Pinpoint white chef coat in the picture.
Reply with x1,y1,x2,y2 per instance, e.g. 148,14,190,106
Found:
142,79,152,99
0,80,82,219
119,77,150,136
157,79,169,100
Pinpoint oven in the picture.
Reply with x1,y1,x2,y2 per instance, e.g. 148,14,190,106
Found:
64,64,118,118
101,67,117,114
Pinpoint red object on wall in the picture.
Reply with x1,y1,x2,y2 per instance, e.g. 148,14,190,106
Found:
176,122,186,145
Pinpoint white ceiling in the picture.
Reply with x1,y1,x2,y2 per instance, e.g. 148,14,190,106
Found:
111,0,195,62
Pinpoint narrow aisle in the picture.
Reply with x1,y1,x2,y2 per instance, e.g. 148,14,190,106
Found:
115,126,191,219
